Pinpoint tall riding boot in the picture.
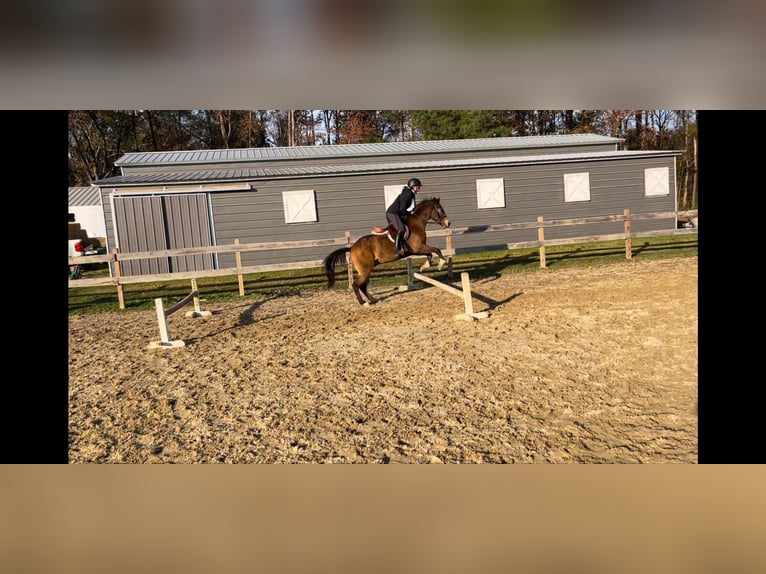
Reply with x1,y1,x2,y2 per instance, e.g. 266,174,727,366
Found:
395,231,405,256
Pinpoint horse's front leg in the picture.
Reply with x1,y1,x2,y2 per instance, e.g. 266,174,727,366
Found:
434,249,447,271
415,245,446,272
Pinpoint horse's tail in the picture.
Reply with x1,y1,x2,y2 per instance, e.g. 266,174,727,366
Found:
323,247,351,288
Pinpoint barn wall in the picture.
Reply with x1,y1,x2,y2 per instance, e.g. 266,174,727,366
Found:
212,172,417,268
210,155,677,267
424,155,678,252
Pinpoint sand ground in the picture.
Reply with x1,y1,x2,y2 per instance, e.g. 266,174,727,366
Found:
68,256,698,463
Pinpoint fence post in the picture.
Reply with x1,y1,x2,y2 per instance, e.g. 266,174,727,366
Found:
446,230,454,279
235,238,245,296
345,231,353,289
624,209,632,260
537,216,546,268
113,248,125,310
234,238,245,297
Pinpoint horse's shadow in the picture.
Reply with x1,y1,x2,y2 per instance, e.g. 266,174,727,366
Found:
367,286,409,304
181,291,294,345
234,291,296,325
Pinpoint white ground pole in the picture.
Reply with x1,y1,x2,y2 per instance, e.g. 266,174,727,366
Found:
148,279,212,349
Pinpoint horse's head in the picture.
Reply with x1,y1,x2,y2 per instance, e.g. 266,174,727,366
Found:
418,197,450,228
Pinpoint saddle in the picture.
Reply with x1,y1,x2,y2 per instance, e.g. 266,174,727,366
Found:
371,224,410,243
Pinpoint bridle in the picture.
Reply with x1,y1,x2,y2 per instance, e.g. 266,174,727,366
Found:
431,203,450,228
412,200,450,229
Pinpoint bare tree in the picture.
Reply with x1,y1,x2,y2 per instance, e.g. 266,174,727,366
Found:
651,109,674,148
213,110,233,148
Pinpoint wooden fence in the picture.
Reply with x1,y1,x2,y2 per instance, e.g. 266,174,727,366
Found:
68,209,697,309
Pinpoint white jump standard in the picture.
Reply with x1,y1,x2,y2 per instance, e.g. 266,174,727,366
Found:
404,260,489,321
147,279,211,349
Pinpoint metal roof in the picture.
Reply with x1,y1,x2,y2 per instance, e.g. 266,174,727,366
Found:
113,134,625,167
68,186,102,206
95,150,680,187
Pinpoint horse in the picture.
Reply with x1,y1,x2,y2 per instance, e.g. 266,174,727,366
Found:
323,197,451,305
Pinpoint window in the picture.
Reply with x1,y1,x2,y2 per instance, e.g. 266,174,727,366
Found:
384,185,402,210
476,178,505,209
282,190,317,223
564,172,591,202
644,167,670,197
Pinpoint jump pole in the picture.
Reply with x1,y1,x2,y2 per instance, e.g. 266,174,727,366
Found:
148,279,212,349
405,260,489,321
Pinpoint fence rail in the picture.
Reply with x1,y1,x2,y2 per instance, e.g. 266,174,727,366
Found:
69,209,697,309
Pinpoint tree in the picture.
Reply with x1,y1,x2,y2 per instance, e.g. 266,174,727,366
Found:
320,110,336,144
68,111,135,185
672,110,698,211
342,111,383,143
379,110,412,142
410,110,512,140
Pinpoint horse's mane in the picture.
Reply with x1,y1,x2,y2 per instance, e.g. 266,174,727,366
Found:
417,196,441,206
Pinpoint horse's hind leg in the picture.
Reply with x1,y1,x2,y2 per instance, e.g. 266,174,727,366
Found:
351,271,377,305
360,282,376,305
355,273,377,305
351,279,367,305
350,247,378,305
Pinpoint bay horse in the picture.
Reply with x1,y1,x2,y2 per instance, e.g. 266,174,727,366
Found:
323,197,451,305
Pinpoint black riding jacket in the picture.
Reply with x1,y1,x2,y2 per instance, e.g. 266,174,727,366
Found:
386,186,416,219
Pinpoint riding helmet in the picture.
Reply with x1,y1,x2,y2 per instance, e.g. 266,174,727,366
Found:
407,178,422,188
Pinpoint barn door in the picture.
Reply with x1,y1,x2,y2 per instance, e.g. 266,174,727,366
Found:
113,195,169,276
163,194,214,272
113,193,214,276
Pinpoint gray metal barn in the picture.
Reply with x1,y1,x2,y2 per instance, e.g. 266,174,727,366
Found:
92,134,682,277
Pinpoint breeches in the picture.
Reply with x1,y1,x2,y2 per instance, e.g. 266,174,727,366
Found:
386,213,404,233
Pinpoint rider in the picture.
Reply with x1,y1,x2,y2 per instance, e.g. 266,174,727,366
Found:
386,177,422,256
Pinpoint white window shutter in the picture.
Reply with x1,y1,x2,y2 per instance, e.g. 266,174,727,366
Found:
476,178,505,209
384,185,402,210
282,190,317,223
645,167,670,196
564,172,591,202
